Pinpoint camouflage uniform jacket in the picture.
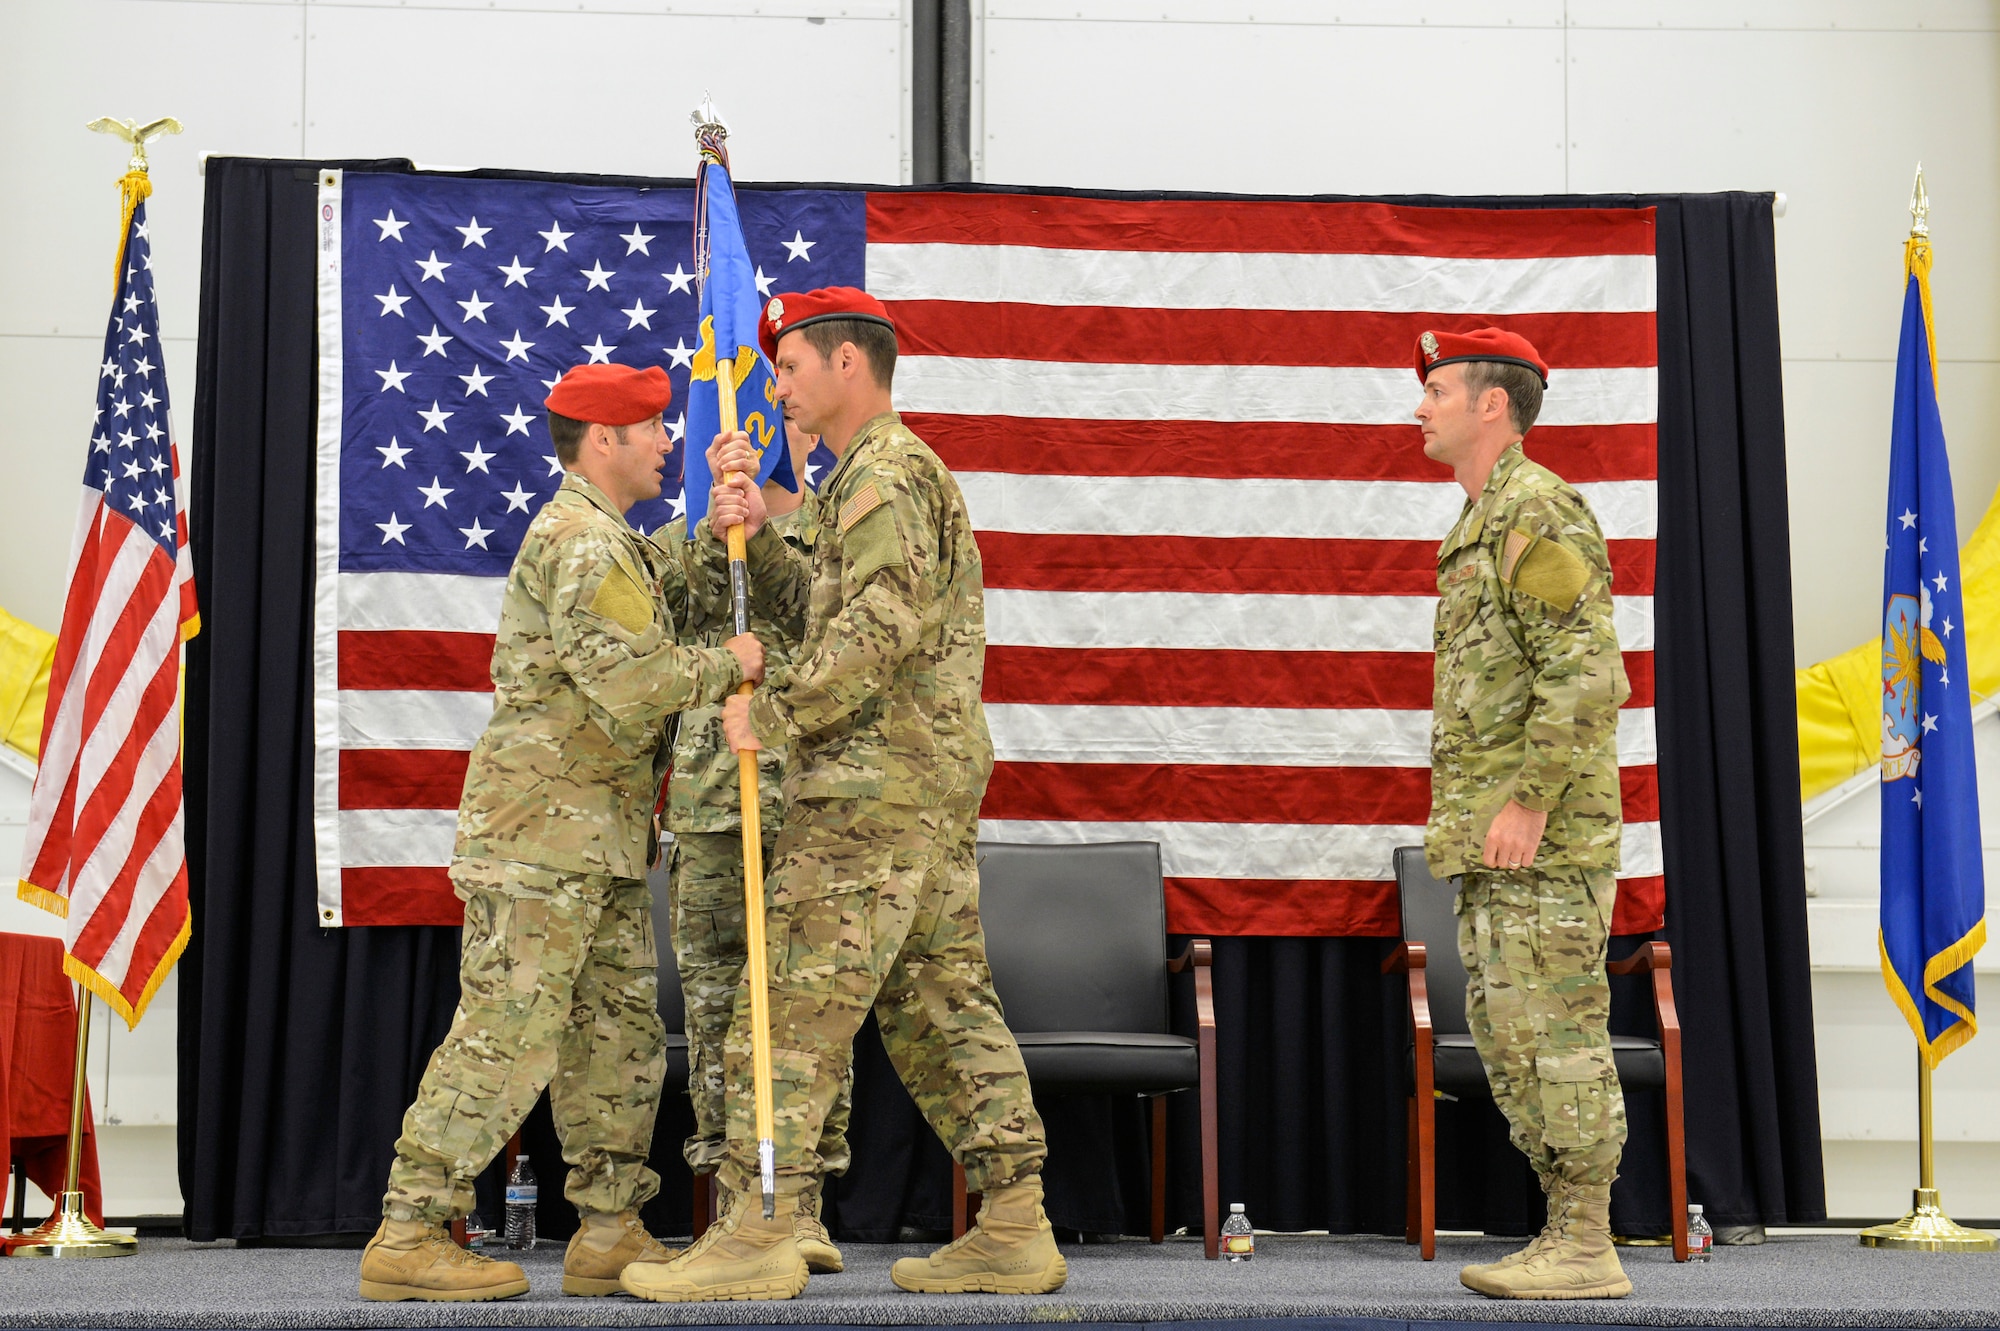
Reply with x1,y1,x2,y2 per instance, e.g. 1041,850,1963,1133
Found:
454,472,746,878
1425,443,1629,877
738,412,994,809
653,506,814,834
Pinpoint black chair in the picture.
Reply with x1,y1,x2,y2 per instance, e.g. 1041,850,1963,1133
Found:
1382,846,1686,1261
962,840,1219,1257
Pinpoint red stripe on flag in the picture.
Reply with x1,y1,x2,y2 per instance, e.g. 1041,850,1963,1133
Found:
1621,768,1661,823
117,872,190,1005
977,533,1656,597
983,761,1660,826
1166,877,1401,936
984,647,1656,711
68,648,182,964
867,194,1658,258
1167,872,1666,937
76,530,172,751
1612,875,1665,934
340,867,465,927
339,631,494,691
342,747,470,810
985,762,1433,825
893,304,1657,370
913,416,1658,483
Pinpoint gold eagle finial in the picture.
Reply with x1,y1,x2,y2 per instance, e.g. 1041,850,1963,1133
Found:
87,116,184,173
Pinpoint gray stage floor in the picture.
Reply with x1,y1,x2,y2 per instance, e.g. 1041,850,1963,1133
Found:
1,1234,1995,1329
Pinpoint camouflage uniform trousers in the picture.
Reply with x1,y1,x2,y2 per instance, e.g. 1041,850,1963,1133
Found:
667,830,853,1178
1455,864,1627,1189
717,799,1047,1197
382,857,666,1223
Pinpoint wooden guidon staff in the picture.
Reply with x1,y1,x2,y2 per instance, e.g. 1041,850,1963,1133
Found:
691,99,777,1219
715,351,778,1220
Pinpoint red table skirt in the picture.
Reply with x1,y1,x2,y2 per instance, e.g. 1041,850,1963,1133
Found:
0,933,106,1241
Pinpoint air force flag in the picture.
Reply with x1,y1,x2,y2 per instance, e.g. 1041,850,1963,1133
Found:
1879,234,1986,1066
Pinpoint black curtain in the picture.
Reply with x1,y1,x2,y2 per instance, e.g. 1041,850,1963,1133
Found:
182,162,1823,1241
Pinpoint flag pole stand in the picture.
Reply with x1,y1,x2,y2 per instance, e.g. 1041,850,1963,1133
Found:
7,988,136,1258
1859,1056,1995,1252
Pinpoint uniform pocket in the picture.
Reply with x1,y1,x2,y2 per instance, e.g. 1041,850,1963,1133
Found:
769,821,896,905
777,890,877,997
1538,1048,1617,1149
1535,879,1609,980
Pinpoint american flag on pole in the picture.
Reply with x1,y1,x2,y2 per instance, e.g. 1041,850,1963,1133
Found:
315,174,1661,936
19,184,199,1024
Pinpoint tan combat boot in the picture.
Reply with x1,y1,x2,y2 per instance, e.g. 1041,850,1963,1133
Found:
562,1210,678,1296
795,1178,844,1274
891,1174,1067,1294
1459,1176,1575,1286
1463,1184,1631,1300
358,1217,530,1302
618,1191,809,1302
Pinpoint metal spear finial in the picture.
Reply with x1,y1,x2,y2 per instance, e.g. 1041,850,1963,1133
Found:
1910,163,1930,238
690,93,728,138
87,116,183,173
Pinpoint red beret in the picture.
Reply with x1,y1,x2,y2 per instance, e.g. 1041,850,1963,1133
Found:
543,363,672,426
759,287,896,362
1414,328,1549,387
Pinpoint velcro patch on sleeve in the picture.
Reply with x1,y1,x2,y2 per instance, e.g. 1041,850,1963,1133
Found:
588,562,654,635
1510,534,1591,612
1500,528,1534,583
838,482,884,532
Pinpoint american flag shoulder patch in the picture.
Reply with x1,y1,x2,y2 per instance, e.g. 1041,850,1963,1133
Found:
838,482,884,532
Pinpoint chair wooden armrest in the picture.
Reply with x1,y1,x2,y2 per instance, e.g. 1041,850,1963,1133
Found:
1608,941,1687,1260
1168,939,1219,1258
1384,939,1436,1257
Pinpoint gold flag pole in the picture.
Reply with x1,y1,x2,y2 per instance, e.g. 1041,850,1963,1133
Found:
8,987,134,1257
1858,166,1994,1256
693,100,779,1220
7,115,181,1262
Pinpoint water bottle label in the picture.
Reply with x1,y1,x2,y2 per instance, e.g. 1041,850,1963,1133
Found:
1224,1234,1254,1256
506,1185,538,1205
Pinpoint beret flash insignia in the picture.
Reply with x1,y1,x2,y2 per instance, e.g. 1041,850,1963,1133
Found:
767,297,785,327
1421,331,1440,361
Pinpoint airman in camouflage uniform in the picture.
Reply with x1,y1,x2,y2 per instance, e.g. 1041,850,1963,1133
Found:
620,288,1062,1304
362,365,759,1304
654,478,855,1274
1414,329,1633,1301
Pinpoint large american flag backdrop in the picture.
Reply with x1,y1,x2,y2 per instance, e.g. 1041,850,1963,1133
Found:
313,171,1661,935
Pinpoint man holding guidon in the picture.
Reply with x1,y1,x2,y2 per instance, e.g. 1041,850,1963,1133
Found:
618,288,1066,1303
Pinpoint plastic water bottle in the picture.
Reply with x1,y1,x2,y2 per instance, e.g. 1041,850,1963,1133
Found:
1686,1203,1713,1260
462,1210,491,1250
1222,1202,1255,1261
505,1156,538,1250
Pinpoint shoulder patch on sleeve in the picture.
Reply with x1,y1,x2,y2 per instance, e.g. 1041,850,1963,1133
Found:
838,482,883,532
1509,532,1591,612
588,562,654,635
1500,528,1535,583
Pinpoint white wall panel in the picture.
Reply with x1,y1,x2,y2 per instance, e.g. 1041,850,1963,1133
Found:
980,4,1567,195
0,0,306,345
1780,357,2000,665
0,0,303,635
301,3,904,184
